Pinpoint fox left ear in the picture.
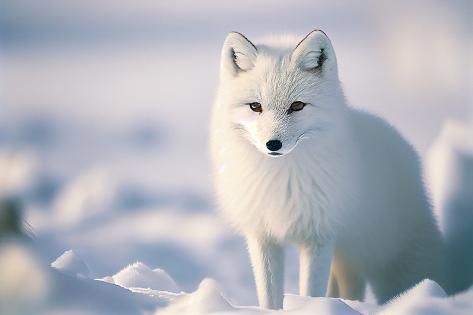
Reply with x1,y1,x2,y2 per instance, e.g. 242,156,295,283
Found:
292,30,338,78
220,32,258,78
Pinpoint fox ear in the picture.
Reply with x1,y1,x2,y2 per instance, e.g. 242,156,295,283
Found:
220,32,257,77
292,30,338,78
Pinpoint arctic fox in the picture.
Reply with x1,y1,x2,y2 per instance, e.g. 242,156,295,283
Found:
210,30,447,309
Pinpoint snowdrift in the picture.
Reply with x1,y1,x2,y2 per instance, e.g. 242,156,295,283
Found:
2,244,472,315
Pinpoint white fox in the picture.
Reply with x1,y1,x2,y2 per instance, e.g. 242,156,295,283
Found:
210,30,448,309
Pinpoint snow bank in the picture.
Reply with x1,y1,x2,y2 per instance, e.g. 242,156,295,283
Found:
51,249,90,278
283,295,359,315
426,120,473,292
1,244,165,315
154,279,362,315
155,278,473,315
3,245,473,315
104,261,179,293
0,242,49,315
379,280,446,314
52,170,117,227
50,250,180,293
378,280,470,315
155,279,234,315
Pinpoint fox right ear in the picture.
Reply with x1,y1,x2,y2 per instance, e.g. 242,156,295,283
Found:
220,32,257,77
292,30,338,79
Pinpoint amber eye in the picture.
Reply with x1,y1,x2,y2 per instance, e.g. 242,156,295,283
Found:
288,101,306,113
248,102,262,113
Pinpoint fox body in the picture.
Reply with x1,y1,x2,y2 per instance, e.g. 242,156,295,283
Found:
210,30,447,309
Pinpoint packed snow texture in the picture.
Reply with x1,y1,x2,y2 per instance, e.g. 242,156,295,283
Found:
2,245,473,315
0,1,472,314
103,261,179,293
51,249,90,278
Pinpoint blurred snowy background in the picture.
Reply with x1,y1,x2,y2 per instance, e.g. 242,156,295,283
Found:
0,0,472,313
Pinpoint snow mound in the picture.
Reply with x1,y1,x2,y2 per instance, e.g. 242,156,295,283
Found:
156,279,365,315
386,279,446,306
53,169,117,227
410,279,447,298
0,243,50,315
284,294,359,314
51,249,90,278
155,278,233,315
379,279,449,315
156,278,362,315
1,243,163,314
187,279,233,313
155,277,473,315
3,247,473,315
107,262,179,292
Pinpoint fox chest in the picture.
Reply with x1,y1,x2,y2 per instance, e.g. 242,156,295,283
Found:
216,157,338,241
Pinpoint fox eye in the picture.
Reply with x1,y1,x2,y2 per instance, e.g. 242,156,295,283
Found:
288,101,306,113
248,102,262,113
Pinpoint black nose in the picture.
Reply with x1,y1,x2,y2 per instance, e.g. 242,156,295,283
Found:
266,140,282,151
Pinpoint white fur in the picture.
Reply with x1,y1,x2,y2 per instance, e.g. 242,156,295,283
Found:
210,30,447,309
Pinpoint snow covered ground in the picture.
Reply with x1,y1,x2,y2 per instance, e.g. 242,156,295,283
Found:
1,243,473,315
0,1,472,314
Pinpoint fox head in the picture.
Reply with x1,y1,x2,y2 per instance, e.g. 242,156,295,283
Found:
218,30,347,157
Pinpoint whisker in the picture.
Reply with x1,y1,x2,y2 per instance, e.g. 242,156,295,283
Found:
296,127,323,143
